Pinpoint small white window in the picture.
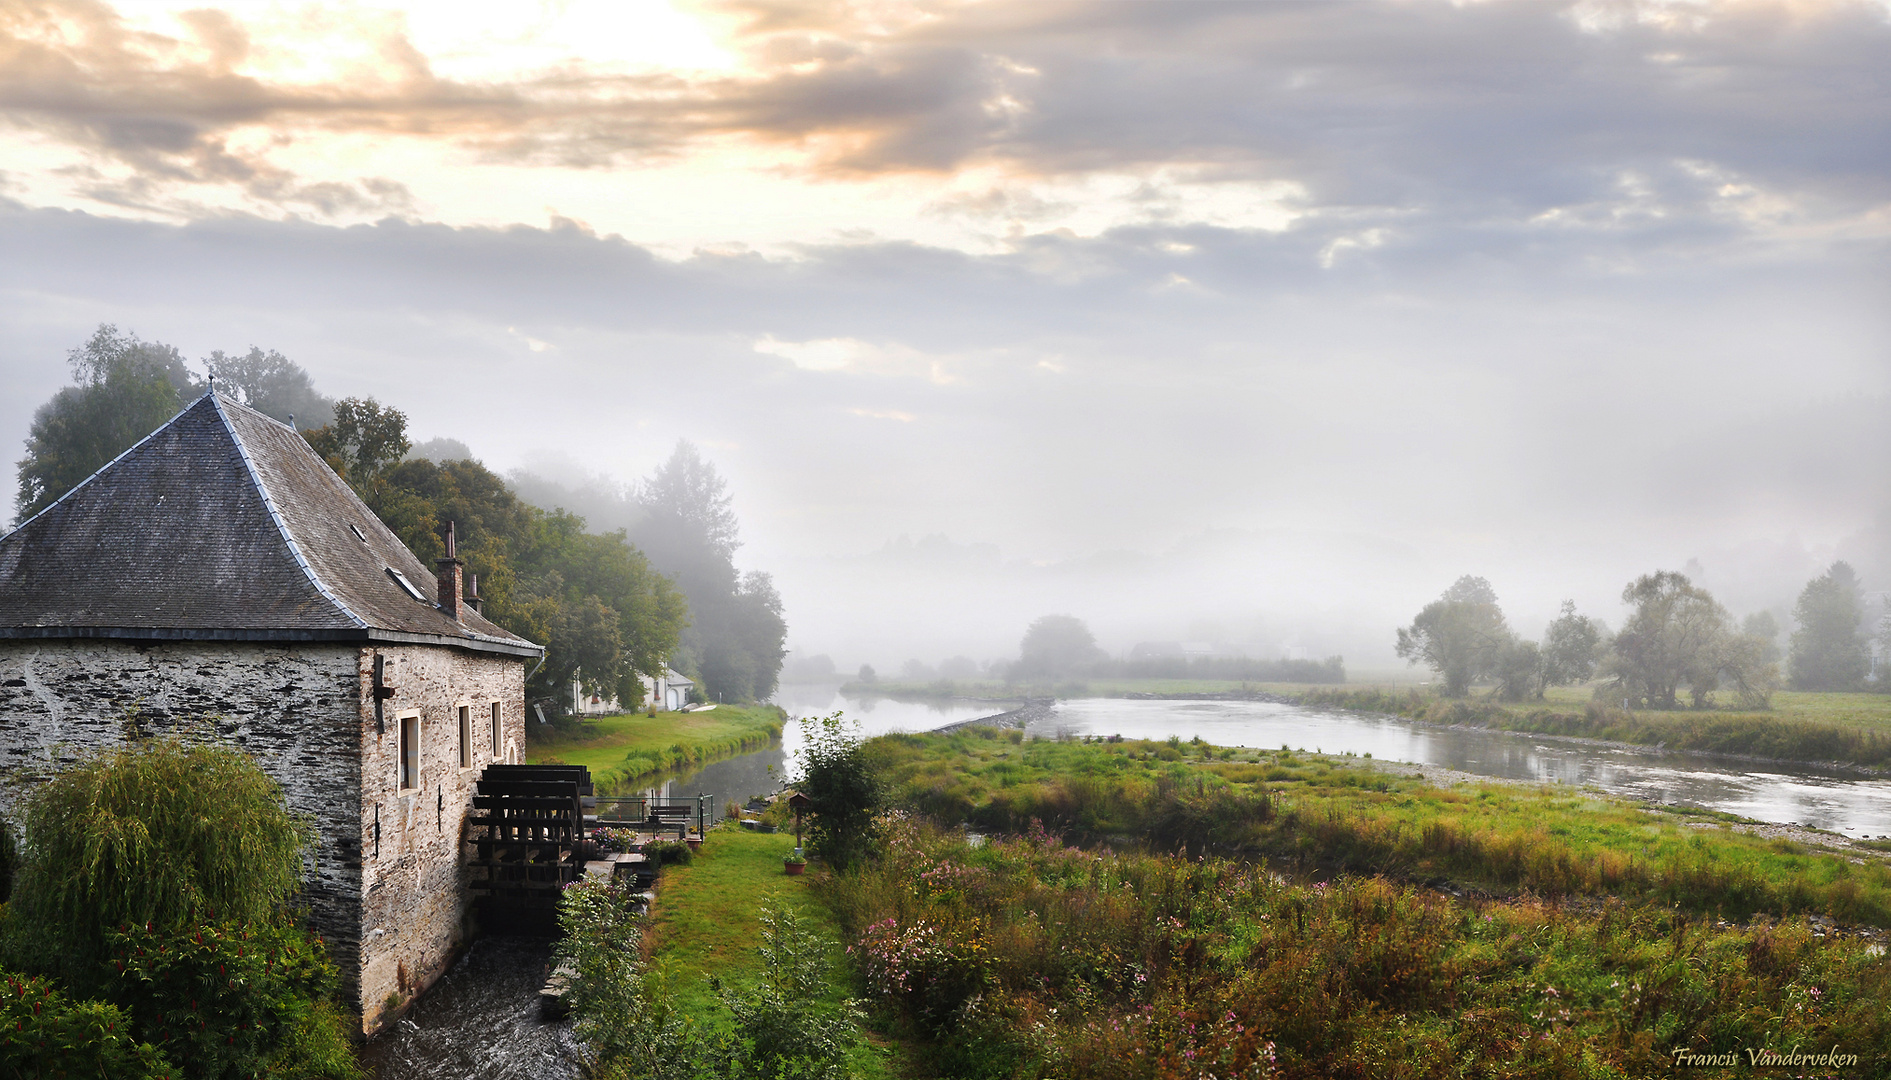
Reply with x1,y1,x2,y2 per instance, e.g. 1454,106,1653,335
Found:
386,568,427,602
458,705,471,769
490,702,501,757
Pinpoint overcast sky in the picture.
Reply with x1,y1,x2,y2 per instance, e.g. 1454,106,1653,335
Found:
1,0,1885,672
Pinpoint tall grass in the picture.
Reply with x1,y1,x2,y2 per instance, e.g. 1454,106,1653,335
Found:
868,732,1891,925
822,817,1891,1079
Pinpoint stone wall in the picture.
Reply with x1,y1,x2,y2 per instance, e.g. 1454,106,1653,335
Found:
0,638,528,1035
354,643,524,1032
0,639,364,986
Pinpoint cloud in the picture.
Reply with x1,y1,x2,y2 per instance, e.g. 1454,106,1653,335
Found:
0,0,1884,250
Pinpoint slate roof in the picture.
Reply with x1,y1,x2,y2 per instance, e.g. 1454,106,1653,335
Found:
0,391,542,658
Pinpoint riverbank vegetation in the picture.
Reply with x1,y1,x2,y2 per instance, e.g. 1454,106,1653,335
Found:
527,704,785,788
0,739,359,1080
867,731,1891,924
807,729,1891,1077
1297,686,1891,770
823,814,1890,1079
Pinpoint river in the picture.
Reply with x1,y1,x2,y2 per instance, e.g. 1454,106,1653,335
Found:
642,690,1891,839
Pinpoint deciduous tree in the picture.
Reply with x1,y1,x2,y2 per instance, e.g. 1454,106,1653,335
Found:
1788,561,1871,691
1395,576,1509,697
1014,614,1104,680
1605,571,1777,709
203,346,334,428
14,325,198,523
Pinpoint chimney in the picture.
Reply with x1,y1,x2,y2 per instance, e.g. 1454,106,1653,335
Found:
467,572,482,615
436,520,463,622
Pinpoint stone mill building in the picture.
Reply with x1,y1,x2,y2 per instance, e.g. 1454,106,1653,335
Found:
0,389,544,1033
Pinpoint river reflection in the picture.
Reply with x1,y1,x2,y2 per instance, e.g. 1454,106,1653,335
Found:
1034,698,1891,838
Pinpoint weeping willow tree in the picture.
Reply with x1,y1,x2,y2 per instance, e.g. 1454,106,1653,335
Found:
5,737,311,990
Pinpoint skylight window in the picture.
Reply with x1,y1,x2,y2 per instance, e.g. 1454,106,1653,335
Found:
386,567,427,602
350,524,368,542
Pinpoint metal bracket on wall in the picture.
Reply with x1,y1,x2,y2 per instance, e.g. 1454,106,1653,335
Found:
372,653,397,734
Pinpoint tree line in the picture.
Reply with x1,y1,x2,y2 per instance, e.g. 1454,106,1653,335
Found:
1396,562,1883,708
1006,614,1348,685
13,325,786,711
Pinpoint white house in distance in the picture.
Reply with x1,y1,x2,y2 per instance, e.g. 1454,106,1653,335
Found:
569,664,695,715
0,389,543,1034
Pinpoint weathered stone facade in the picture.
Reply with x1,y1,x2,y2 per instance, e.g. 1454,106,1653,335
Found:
355,643,524,1030
0,637,527,1034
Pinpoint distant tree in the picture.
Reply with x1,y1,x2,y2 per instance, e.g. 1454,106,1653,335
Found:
938,656,979,680
629,442,784,703
1605,571,1777,709
302,396,411,489
14,325,199,523
202,346,334,429
900,659,934,681
779,653,838,683
1789,562,1871,691
1742,610,1784,665
1538,600,1604,693
857,664,878,684
639,440,741,577
1491,638,1542,702
405,436,474,463
1014,615,1103,680
1394,576,1509,697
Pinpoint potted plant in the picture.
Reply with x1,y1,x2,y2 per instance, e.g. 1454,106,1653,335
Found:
783,848,806,876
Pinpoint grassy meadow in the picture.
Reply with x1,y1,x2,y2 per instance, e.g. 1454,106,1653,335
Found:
525,704,784,787
868,730,1891,923
798,729,1891,1077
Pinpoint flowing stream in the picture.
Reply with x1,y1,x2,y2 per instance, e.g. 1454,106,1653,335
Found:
366,689,1891,1077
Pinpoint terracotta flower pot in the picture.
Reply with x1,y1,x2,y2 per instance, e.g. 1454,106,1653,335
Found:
783,861,805,876
685,836,703,853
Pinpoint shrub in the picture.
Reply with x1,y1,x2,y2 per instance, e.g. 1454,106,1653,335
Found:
647,840,693,867
1,969,173,1080
7,738,309,989
795,713,884,871
706,904,861,1080
106,917,344,1080
555,880,695,1080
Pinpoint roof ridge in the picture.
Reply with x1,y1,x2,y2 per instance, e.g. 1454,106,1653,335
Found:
0,391,213,544
209,392,368,630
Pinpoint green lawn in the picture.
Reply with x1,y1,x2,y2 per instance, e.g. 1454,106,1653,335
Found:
525,704,784,787
646,825,911,1078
